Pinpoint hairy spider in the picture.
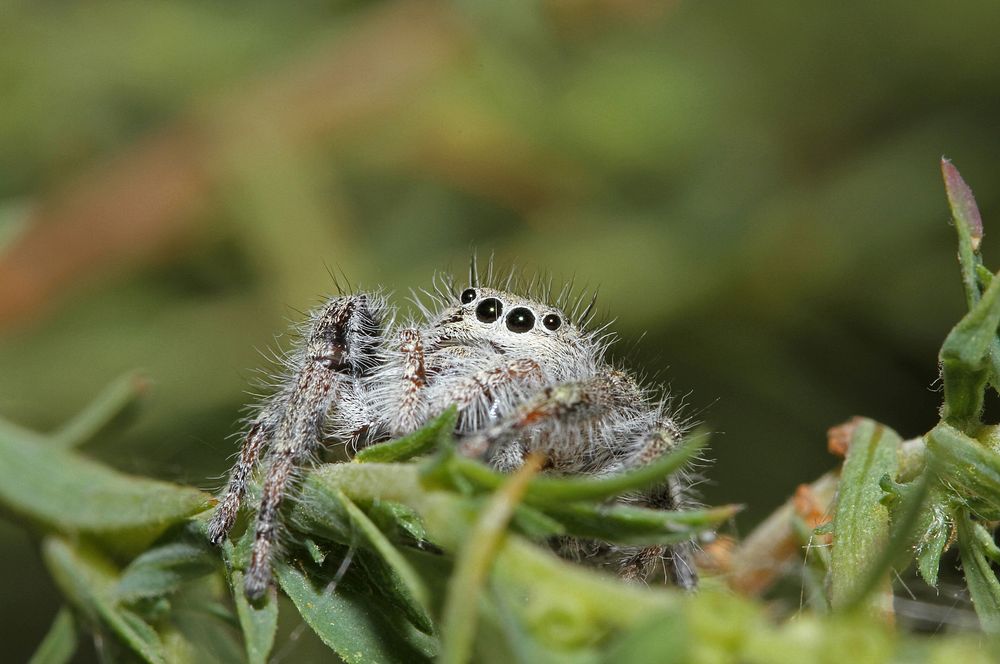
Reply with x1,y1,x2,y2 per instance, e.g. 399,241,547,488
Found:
208,259,699,599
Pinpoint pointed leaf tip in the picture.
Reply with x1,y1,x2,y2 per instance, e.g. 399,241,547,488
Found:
942,157,984,248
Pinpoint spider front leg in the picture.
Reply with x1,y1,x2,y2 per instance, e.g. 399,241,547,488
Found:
209,293,385,600
389,329,545,435
208,404,281,546
432,355,545,430
390,327,431,435
459,370,636,468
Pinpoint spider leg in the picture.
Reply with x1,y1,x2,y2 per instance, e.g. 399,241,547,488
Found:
211,293,385,600
244,366,338,599
207,405,280,545
458,369,636,462
391,327,430,434
433,356,545,430
391,331,545,435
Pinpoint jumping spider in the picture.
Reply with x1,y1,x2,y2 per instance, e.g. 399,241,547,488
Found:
208,260,698,599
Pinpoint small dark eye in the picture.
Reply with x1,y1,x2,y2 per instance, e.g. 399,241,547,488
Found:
476,298,502,322
461,288,477,304
506,307,535,333
542,313,562,331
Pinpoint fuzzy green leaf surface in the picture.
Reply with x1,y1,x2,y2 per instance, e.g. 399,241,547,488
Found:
230,571,278,664
335,490,434,633
957,512,1000,635
542,502,740,545
0,426,210,549
913,485,954,588
830,418,900,610
939,264,1000,429
437,433,705,505
441,455,542,664
927,422,1000,516
276,561,436,664
220,523,278,664
355,407,457,463
115,540,217,602
43,537,165,664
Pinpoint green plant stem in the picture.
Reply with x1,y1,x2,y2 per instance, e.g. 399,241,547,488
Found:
49,371,148,449
440,453,544,664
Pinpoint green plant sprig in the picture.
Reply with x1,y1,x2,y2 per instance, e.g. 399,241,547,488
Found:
7,160,1000,662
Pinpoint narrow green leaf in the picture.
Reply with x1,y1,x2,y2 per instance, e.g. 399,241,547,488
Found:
939,263,1000,429
165,590,244,664
542,502,740,545
28,608,77,664
293,463,429,543
305,537,329,565
50,371,149,449
957,511,1000,635
942,158,985,310
367,500,428,544
841,475,929,612
116,540,216,602
510,504,566,539
42,537,166,664
335,490,434,632
915,496,953,588
441,456,543,664
290,467,437,635
972,521,1000,564
230,571,278,664
927,422,1000,515
443,433,706,505
276,561,435,664
0,431,210,549
970,265,1000,393
219,520,277,664
356,407,457,463
830,418,899,610
977,264,994,291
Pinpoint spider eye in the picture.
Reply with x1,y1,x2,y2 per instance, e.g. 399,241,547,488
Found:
506,307,535,333
476,298,502,322
542,313,562,331
461,288,477,304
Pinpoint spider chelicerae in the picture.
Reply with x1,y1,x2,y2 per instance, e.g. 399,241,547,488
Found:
208,259,699,599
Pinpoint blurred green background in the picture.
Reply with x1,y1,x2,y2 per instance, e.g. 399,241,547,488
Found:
2,0,1000,658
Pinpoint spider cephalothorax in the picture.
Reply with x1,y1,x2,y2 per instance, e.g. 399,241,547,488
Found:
208,260,698,599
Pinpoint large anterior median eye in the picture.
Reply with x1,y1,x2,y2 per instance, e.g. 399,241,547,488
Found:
506,307,535,333
476,298,502,322
461,288,477,304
